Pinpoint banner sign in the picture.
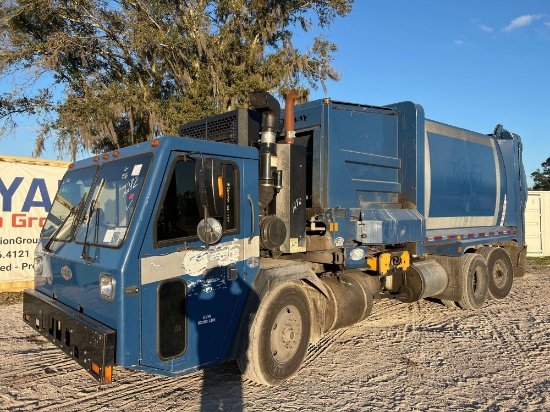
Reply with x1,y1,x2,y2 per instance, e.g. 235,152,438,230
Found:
0,158,69,283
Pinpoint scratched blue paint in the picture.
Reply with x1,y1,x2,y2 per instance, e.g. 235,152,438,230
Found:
428,133,497,218
328,105,400,207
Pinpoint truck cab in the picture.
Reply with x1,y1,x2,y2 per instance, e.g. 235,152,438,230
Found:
26,136,260,382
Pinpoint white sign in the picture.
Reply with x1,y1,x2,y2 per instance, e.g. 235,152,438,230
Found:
0,157,69,283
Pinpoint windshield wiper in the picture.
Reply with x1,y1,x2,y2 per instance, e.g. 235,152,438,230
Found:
81,179,106,263
43,196,86,253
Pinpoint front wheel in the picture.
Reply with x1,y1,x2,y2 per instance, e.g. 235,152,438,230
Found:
238,282,311,386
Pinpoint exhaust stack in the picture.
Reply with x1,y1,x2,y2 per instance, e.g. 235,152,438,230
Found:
284,90,297,144
249,92,281,215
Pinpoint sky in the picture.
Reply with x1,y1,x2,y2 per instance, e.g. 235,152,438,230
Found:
0,0,549,186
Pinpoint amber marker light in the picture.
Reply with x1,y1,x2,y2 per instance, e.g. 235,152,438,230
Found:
112,151,120,157
324,98,331,104
93,156,100,162
104,365,113,383
151,139,160,147
217,176,224,198
91,362,100,376
24,314,30,322
68,163,74,168
457,236,462,240
102,153,109,160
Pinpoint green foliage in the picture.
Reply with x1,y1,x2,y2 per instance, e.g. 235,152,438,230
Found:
0,0,353,159
531,157,550,191
527,256,550,265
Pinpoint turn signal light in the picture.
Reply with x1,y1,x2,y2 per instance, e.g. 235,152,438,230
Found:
151,140,160,147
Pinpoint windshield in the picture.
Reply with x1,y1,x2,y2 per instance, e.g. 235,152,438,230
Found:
75,154,151,247
41,166,98,241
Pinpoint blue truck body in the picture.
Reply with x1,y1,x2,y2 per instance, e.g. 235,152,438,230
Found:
22,95,527,385
289,99,526,252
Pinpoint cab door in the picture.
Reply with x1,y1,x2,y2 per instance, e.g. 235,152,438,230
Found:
138,152,259,372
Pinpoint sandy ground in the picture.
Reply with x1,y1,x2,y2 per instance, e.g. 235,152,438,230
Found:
1,266,548,412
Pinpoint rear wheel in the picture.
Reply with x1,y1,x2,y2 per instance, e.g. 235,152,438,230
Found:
458,253,489,310
440,299,458,309
238,282,311,386
479,247,513,300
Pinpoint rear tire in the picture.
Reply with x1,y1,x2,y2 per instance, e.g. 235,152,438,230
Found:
478,247,513,300
441,299,458,309
237,282,311,386
458,253,489,310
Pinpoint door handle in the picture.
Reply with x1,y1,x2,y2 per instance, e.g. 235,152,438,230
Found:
247,194,255,244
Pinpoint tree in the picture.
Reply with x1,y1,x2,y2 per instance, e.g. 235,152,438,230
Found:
531,157,550,191
0,0,353,159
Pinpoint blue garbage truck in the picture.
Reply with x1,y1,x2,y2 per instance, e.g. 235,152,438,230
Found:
22,92,527,385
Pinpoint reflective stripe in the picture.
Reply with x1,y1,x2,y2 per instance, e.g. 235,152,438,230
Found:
425,230,515,242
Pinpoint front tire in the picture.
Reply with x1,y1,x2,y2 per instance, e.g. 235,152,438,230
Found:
238,282,311,386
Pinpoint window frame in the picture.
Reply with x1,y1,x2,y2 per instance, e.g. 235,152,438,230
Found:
40,165,100,243
154,155,240,249
73,153,152,249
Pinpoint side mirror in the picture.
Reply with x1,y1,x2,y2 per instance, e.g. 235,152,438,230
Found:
197,217,223,245
195,157,224,218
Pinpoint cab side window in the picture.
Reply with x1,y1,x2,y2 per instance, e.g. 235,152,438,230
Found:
156,159,238,245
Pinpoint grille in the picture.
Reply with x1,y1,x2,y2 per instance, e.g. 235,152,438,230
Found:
179,113,238,144
178,109,261,146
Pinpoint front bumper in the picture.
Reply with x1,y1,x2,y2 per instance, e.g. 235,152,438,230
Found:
22,289,116,383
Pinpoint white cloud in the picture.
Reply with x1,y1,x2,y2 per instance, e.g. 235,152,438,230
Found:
503,14,543,31
454,39,464,46
480,24,494,33
545,21,550,28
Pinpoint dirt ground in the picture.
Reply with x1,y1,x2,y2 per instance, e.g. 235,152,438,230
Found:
1,266,548,411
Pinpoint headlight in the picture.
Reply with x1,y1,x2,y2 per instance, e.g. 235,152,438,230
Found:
99,273,115,301
34,256,43,276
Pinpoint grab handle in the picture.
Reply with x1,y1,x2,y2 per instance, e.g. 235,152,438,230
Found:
247,195,255,244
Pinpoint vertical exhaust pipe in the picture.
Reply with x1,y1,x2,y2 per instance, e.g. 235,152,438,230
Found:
284,90,297,144
249,92,281,215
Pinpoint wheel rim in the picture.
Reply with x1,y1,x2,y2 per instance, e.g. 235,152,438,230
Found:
270,304,303,364
493,261,509,288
